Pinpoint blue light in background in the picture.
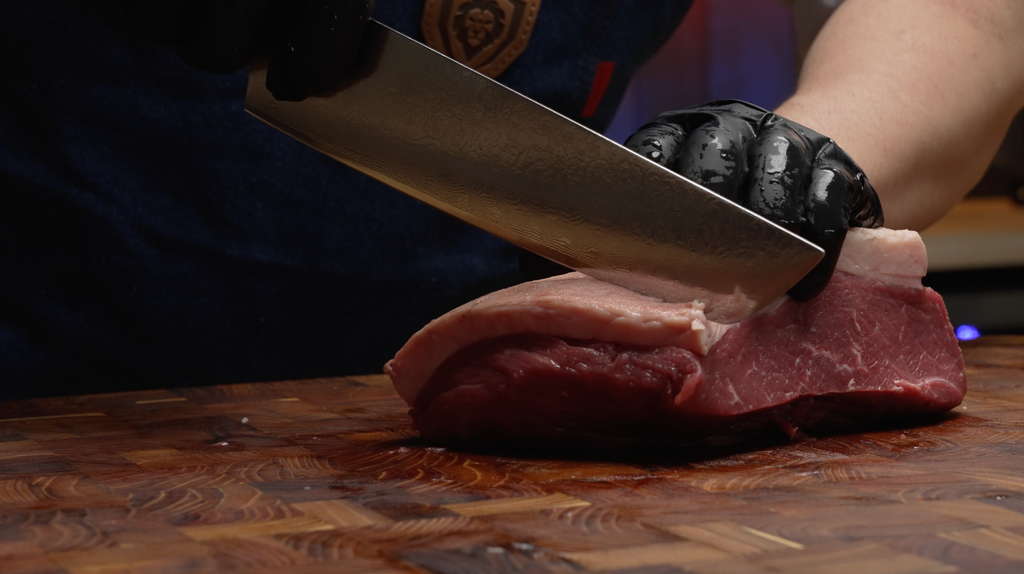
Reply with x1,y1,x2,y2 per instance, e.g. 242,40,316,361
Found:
955,325,981,341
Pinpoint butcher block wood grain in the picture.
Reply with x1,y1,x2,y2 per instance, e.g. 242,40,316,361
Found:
1,337,1023,574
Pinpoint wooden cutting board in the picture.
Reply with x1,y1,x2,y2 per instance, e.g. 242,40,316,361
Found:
1,336,1023,574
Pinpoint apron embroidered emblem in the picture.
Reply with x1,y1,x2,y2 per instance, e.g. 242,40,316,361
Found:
422,0,541,78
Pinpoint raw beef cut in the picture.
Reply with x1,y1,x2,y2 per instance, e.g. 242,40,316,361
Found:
384,229,966,449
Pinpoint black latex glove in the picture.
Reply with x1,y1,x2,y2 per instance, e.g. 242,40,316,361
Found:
115,0,373,101
624,100,884,301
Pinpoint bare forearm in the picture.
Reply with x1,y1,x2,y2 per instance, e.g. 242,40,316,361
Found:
776,0,1024,231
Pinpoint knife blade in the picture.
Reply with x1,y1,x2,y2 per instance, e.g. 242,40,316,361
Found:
244,21,823,323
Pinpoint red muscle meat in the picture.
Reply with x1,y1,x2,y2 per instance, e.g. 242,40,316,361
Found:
384,229,966,449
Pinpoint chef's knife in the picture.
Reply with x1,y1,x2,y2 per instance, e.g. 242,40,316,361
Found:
244,21,823,323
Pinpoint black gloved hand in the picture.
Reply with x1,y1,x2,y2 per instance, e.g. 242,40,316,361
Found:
116,0,374,101
624,100,884,301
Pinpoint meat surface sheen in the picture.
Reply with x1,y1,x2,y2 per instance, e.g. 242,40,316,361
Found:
386,273,722,404
691,272,965,420
385,229,966,448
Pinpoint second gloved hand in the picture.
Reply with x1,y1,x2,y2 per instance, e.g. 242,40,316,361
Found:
625,100,884,301
119,0,374,101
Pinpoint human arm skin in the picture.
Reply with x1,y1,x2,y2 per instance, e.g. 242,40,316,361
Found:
775,0,1024,231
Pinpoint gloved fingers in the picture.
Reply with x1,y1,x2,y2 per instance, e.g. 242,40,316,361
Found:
624,109,759,202
119,0,373,101
624,123,685,168
266,0,375,102
787,158,854,301
173,0,278,74
671,114,756,203
812,141,885,229
121,0,201,46
743,115,816,233
694,100,769,125
787,227,846,301
848,171,884,228
625,100,883,301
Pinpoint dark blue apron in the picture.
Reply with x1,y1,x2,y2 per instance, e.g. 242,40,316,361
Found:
0,0,692,398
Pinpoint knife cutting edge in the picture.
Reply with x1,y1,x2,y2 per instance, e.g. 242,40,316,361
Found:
244,21,823,323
